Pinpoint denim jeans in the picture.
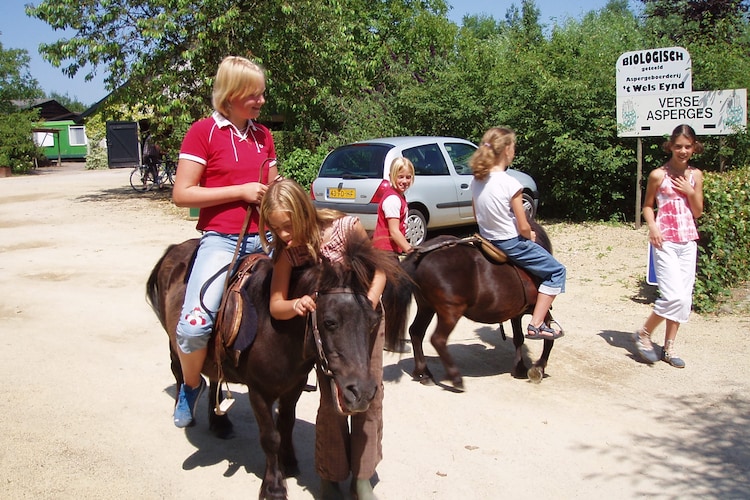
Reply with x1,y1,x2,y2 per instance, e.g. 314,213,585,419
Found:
491,236,566,295
175,231,265,353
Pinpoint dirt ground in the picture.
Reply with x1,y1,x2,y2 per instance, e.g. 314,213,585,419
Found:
1,164,749,500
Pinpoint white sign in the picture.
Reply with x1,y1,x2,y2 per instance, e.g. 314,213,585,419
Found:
616,47,692,97
617,89,747,137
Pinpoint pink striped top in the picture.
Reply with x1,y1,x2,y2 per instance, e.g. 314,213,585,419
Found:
655,166,699,243
285,215,358,267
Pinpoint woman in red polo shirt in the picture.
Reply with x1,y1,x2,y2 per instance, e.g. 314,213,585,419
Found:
170,56,278,428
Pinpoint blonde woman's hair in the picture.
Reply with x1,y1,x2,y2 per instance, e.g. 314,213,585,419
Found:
258,179,346,263
469,127,516,181
212,56,266,117
389,157,415,186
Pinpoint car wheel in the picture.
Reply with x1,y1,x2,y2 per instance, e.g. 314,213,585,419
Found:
405,209,427,246
522,192,536,220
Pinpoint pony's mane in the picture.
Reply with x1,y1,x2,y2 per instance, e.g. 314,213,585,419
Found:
317,230,406,295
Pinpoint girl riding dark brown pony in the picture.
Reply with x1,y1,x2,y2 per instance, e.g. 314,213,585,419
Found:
383,220,559,390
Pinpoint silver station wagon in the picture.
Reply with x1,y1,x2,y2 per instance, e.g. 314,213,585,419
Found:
311,136,539,246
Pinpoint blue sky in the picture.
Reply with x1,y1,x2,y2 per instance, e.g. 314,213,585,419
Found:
2,0,637,106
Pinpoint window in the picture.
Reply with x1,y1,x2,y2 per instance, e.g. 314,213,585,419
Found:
404,144,448,176
318,144,389,179
69,126,88,146
445,142,476,175
33,131,55,147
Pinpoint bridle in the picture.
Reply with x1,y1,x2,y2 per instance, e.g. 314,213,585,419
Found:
306,287,368,377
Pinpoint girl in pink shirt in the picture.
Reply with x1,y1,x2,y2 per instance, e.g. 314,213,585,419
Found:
633,124,704,368
259,179,392,500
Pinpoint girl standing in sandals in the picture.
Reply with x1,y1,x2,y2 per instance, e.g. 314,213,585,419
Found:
259,179,395,500
470,127,566,340
633,124,704,368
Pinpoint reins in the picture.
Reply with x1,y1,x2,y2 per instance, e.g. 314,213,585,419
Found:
413,235,479,255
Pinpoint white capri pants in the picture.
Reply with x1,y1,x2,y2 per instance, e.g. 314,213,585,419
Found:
653,240,697,323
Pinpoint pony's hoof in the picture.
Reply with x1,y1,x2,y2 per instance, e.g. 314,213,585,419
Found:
412,371,435,385
528,366,544,384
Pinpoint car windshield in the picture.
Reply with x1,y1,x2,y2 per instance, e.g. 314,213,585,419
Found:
318,144,391,179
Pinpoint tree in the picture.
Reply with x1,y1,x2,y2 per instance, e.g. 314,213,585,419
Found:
26,0,452,152
0,38,44,111
0,38,44,172
482,1,648,219
639,0,750,172
48,92,87,113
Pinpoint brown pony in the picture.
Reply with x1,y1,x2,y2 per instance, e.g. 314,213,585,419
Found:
146,233,403,500
384,221,558,390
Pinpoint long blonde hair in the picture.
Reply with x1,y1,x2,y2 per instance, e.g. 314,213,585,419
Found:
469,127,516,181
212,56,266,117
258,179,345,263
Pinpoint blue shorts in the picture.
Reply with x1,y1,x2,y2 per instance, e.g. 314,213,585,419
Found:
491,236,566,295
175,231,265,353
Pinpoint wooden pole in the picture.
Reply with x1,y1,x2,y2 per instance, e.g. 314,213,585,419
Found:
635,138,642,229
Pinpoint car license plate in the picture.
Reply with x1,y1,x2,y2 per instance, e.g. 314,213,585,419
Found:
328,188,355,199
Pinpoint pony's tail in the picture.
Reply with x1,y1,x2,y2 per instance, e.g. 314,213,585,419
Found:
145,244,175,329
382,256,416,351
530,219,553,254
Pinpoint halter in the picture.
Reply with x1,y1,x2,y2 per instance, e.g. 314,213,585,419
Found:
306,287,368,377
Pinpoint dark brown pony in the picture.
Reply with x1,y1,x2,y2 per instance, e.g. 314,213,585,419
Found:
384,221,558,390
146,233,403,500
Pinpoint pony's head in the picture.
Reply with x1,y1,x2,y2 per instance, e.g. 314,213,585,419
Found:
309,230,405,414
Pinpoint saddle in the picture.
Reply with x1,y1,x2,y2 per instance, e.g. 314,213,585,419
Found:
213,253,268,366
470,233,508,263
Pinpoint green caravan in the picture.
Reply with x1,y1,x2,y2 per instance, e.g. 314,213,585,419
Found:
33,120,89,161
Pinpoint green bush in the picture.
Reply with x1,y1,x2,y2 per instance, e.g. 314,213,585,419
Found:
279,146,328,191
85,142,109,170
0,110,43,173
694,166,750,312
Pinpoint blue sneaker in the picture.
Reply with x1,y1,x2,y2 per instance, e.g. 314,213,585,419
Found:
173,377,206,428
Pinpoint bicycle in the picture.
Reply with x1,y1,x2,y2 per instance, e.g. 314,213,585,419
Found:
129,156,177,192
